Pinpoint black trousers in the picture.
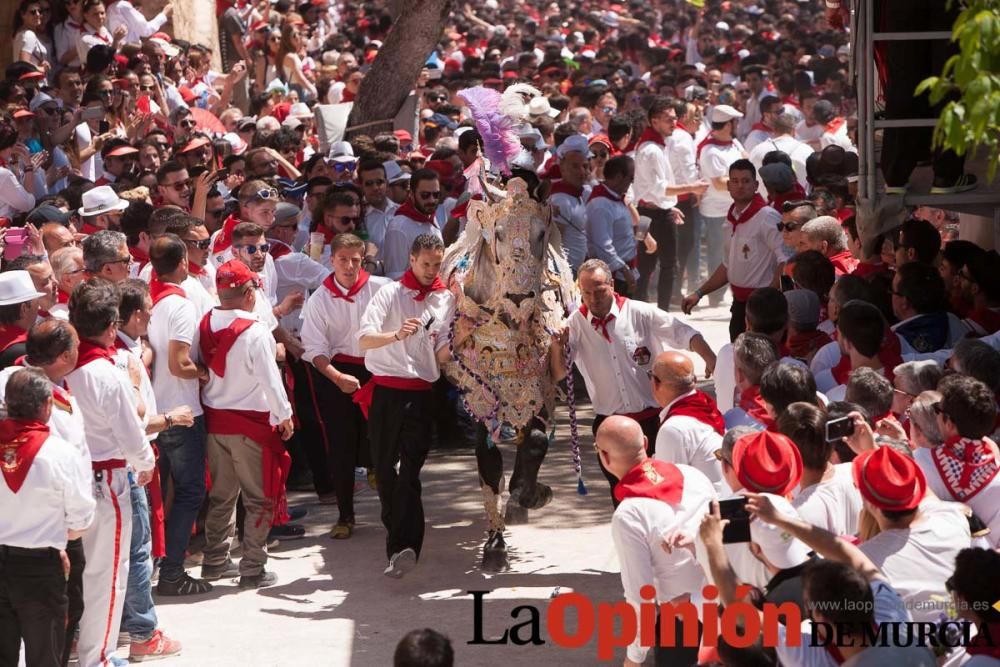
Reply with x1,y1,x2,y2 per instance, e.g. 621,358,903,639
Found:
673,197,697,299
290,356,334,496
62,538,84,667
654,614,703,667
592,412,660,507
0,546,67,667
636,206,677,311
877,0,963,186
368,385,434,560
729,299,748,343
306,361,372,521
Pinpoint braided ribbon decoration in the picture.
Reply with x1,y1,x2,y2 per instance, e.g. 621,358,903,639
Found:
561,332,585,495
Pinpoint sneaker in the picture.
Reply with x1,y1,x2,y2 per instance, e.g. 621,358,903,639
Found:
930,174,978,194
287,506,308,521
118,631,131,647
383,548,417,579
201,558,240,582
268,523,305,541
329,519,354,540
367,471,377,490
238,570,278,588
155,572,213,596
128,629,182,662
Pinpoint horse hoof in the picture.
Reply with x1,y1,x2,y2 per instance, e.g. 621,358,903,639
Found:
504,499,529,526
519,483,553,510
481,531,508,572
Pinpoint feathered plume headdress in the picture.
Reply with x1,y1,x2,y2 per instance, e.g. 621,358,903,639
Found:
457,83,542,176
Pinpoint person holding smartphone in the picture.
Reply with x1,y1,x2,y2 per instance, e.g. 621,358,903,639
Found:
0,120,41,221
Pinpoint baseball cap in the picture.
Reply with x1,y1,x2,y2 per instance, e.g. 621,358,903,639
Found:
26,204,73,226
274,202,301,226
557,134,593,159
28,92,62,113
784,289,821,330
710,104,744,123
749,494,813,569
215,259,260,291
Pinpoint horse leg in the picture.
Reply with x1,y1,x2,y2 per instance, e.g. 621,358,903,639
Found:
507,417,552,522
474,423,508,571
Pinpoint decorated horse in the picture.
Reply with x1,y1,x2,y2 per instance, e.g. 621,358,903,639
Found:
439,85,581,571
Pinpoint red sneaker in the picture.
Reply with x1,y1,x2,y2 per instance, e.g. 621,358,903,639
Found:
128,629,182,662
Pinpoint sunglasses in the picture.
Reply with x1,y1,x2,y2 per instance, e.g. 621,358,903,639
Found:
237,243,271,255
646,370,661,384
777,222,800,232
37,106,59,115
591,150,609,160
99,89,113,97
184,238,212,250
140,84,155,91
428,95,445,102
417,191,441,200
332,161,356,173
600,106,617,114
252,188,279,201
179,119,196,129
335,216,359,226
104,256,132,268
26,8,44,15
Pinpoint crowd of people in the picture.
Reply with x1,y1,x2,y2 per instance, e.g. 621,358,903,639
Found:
1,0,999,665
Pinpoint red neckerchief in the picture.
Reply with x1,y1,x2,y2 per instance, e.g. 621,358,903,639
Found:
696,135,733,161
786,330,833,361
636,125,666,148
675,120,694,137
341,88,356,103
781,94,800,109
750,122,772,134
0,419,50,493
851,261,886,279
613,458,684,504
727,194,768,230
211,213,242,254
66,19,83,31
579,293,627,342
588,183,623,204
79,222,101,235
0,325,28,353
89,27,110,43
198,311,256,378
831,329,901,386
129,246,149,274
187,261,206,277
113,333,131,352
149,278,186,306
74,339,115,369
770,183,807,212
268,240,293,260
399,269,446,302
931,436,999,503
966,307,1000,336
323,270,370,303
738,385,775,430
825,117,846,134
396,200,434,224
549,180,584,198
966,624,1000,660
828,250,860,277
56,289,70,304
663,390,725,435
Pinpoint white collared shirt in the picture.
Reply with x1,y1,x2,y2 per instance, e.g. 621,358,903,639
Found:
148,290,202,417
365,200,399,251
697,141,744,218
668,127,698,185
54,19,82,68
655,390,724,492
722,203,787,289
382,214,443,280
0,366,89,465
0,434,95,549
748,134,813,191
632,137,677,210
586,186,636,272
567,298,699,415
358,281,454,382
301,274,391,364
66,351,154,471
267,240,331,333
106,0,168,45
200,308,292,425
114,331,157,443
612,463,716,664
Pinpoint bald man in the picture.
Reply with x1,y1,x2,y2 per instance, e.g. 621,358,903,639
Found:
650,352,726,491
41,222,77,255
595,416,716,667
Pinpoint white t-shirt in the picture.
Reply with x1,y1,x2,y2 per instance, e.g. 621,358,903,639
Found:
793,463,862,537
13,30,48,66
698,141,744,218
148,293,203,416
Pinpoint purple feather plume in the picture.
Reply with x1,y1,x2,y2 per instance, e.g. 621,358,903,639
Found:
458,86,522,175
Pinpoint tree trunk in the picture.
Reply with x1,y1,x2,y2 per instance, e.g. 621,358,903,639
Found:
348,0,452,129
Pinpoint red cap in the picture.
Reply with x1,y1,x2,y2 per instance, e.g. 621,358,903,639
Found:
425,159,453,182
179,136,211,153
589,134,613,150
106,145,139,158
215,260,259,291
502,71,518,80
250,20,269,32
852,447,926,511
393,129,412,143
113,77,133,88
114,55,129,67
150,32,172,42
13,109,34,120
18,71,45,81
732,431,803,496
178,86,198,103
444,58,462,72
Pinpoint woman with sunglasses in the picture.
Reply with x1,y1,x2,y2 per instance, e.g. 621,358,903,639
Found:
277,24,317,102
77,0,126,66
13,0,52,72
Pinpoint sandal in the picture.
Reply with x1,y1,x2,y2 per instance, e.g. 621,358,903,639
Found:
329,520,354,539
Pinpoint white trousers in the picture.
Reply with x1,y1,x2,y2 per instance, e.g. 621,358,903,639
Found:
77,466,133,667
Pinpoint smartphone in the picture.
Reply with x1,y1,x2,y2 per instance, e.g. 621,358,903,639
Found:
635,215,652,241
215,168,230,181
825,415,855,443
4,228,27,262
718,498,752,544
82,106,105,121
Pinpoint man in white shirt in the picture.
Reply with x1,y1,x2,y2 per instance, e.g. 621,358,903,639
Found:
814,301,894,400
381,169,444,279
146,235,214,595
266,203,330,334
0,368,95,667
359,158,399,252
548,135,592,275
633,96,708,311
551,259,716,503
736,65,771,141
723,332,780,430
67,279,155,667
106,0,171,45
684,159,788,341
199,260,294,589
778,402,862,536
585,154,637,294
358,233,454,578
595,415,715,667
743,95,782,153
300,233,389,538
748,113,813,191
650,351,725,491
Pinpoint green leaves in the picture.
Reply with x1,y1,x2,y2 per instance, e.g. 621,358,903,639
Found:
920,0,1000,181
